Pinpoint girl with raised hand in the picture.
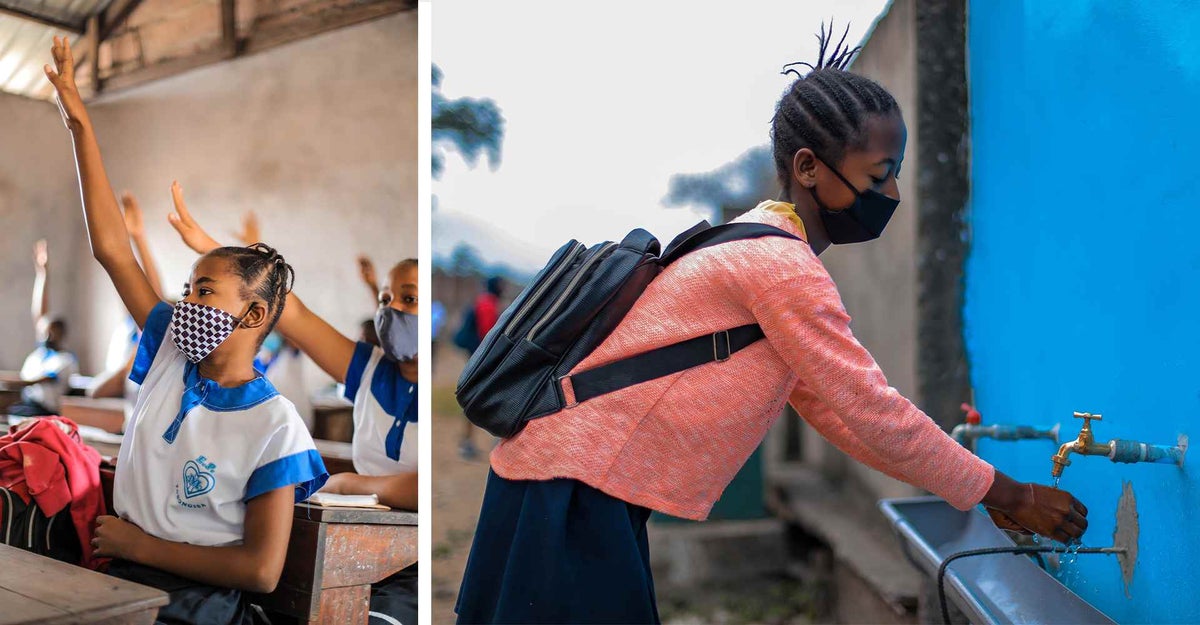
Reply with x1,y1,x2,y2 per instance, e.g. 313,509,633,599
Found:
168,186,419,625
44,36,327,624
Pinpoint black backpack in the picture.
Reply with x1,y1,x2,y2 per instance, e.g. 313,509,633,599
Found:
0,486,82,564
455,221,801,438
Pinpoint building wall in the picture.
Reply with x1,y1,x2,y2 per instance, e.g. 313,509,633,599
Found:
0,12,416,389
809,0,922,501
0,92,89,370
966,1,1200,621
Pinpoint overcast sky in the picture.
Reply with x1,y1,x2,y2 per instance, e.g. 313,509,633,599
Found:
432,0,891,274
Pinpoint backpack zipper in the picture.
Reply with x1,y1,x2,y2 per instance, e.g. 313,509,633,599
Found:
27,506,35,550
504,242,585,338
45,513,55,552
1,489,11,545
526,242,617,342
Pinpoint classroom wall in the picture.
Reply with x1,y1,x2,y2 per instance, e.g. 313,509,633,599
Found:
966,1,1199,621
811,0,922,501
0,92,90,371
30,10,417,382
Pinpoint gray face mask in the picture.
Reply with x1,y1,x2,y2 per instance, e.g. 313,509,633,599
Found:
375,306,418,362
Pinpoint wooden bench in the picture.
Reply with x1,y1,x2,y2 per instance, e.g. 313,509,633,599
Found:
252,504,418,625
0,543,168,625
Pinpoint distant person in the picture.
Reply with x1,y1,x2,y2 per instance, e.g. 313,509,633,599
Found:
453,276,504,460
88,192,166,430
258,333,314,431
430,299,447,363
11,239,78,417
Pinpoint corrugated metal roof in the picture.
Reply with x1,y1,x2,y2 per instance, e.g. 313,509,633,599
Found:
2,0,111,33
0,15,72,98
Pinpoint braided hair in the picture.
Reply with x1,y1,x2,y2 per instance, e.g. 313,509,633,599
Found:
771,21,900,199
206,243,295,345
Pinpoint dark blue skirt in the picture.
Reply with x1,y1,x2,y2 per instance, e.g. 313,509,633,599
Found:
455,469,660,624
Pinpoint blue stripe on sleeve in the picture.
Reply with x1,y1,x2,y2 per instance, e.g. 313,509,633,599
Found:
244,449,330,503
129,301,172,385
343,341,376,401
369,357,417,420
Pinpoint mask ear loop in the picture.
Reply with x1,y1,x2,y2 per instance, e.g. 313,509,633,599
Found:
232,302,257,329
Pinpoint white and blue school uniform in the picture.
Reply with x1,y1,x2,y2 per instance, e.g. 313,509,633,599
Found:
114,302,328,548
344,342,418,476
19,344,78,414
342,341,418,625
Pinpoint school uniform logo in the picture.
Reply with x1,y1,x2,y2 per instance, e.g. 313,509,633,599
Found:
175,455,217,509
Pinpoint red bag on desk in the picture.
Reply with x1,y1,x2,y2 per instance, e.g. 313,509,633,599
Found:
0,417,104,569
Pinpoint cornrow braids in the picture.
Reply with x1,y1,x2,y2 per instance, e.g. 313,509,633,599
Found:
207,242,295,346
772,20,900,199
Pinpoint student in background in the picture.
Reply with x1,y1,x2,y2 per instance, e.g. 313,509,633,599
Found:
89,192,166,430
453,276,503,460
11,239,78,417
169,193,419,625
45,37,327,624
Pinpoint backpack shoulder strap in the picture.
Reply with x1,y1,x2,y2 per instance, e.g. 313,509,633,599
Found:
660,222,802,266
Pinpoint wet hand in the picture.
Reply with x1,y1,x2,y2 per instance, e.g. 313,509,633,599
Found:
121,192,144,238
167,181,222,254
43,36,88,132
92,515,148,560
998,483,1088,543
986,508,1032,535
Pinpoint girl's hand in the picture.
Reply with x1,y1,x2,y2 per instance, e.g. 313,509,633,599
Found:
43,36,88,132
233,211,261,246
357,255,379,291
92,515,149,560
33,239,48,270
318,472,351,494
986,508,1032,535
167,181,221,254
121,192,145,238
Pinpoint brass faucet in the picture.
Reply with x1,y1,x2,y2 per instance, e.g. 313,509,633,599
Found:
1051,412,1112,477
1051,411,1187,478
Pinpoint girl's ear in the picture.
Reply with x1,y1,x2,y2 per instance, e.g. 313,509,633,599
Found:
239,301,269,329
791,148,819,190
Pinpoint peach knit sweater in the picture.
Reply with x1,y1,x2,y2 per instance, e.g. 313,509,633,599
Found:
490,201,995,520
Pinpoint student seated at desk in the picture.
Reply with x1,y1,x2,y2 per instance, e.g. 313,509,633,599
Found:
12,239,79,417
45,38,328,625
169,194,418,625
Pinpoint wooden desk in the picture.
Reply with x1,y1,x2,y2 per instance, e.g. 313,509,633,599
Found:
0,543,168,625
253,504,418,625
58,397,126,434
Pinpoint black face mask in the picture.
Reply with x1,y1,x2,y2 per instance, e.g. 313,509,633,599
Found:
810,157,900,244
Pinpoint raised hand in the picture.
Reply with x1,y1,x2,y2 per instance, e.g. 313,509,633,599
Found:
43,36,88,132
234,211,261,246
167,181,221,254
358,255,379,291
33,239,48,270
121,192,145,238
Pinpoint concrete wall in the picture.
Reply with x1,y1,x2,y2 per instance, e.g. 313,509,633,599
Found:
0,92,89,370
966,1,1200,621
0,12,417,386
807,0,922,501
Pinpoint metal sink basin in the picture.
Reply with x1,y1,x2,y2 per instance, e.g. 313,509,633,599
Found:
879,496,1115,625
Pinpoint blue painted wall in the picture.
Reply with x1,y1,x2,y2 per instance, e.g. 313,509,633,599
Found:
966,1,1200,622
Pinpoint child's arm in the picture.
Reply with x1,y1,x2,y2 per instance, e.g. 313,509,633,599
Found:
88,350,135,399
44,38,158,329
32,239,49,329
357,255,382,306
168,188,358,383
93,485,295,593
322,472,417,511
121,192,164,299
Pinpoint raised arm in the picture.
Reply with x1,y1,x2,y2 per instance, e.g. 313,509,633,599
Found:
168,186,357,382
357,255,381,307
121,192,163,298
44,37,158,328
31,239,49,329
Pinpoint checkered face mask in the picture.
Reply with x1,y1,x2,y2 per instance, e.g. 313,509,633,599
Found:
170,301,245,363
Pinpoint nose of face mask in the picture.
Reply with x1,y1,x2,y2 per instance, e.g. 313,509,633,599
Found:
376,306,418,362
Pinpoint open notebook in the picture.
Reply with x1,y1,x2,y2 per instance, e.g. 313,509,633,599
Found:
307,492,391,510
